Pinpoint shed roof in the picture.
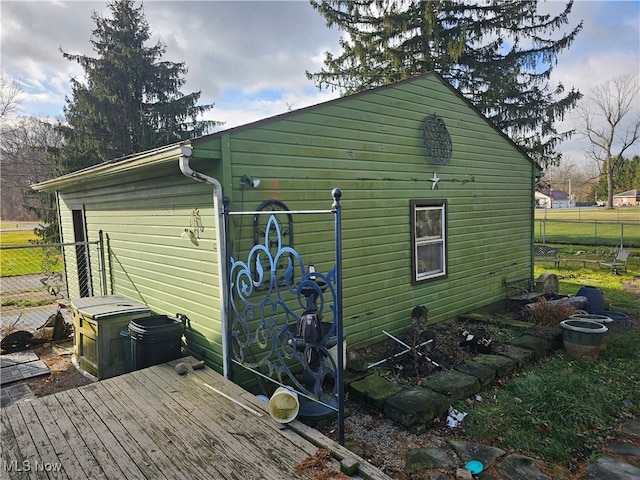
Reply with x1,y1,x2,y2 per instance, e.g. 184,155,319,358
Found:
33,72,538,192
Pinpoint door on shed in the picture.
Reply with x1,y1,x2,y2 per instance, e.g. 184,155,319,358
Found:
72,208,92,297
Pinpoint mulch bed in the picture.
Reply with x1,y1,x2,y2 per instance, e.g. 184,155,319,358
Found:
352,318,522,388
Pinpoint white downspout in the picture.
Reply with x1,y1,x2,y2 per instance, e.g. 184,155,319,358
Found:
178,145,229,378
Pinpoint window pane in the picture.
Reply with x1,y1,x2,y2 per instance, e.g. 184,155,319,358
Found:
416,243,443,276
415,208,442,240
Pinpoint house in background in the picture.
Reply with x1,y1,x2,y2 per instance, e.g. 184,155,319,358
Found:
535,191,552,208
539,190,575,209
613,189,640,207
33,73,541,378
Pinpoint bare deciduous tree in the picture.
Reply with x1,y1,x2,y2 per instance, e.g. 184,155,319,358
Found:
0,72,22,120
544,159,600,204
0,117,63,221
578,75,640,208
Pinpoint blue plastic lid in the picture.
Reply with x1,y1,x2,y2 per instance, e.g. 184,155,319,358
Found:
465,460,483,474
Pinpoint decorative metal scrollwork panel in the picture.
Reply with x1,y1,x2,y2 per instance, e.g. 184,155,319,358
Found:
423,114,452,165
253,200,294,287
229,214,339,402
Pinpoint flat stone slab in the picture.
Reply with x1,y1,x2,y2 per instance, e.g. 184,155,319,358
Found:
524,326,563,349
0,349,40,367
492,343,536,367
583,455,640,480
384,387,449,429
0,350,50,386
620,418,640,439
494,454,552,480
405,447,457,471
446,439,506,468
423,370,480,401
348,374,403,409
454,359,496,388
504,335,553,358
467,354,516,378
608,441,640,458
0,383,36,407
458,313,534,329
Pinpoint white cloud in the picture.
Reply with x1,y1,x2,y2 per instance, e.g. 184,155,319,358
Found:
1,0,637,162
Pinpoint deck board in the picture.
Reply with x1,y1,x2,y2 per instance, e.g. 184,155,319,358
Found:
28,397,88,480
1,357,392,480
38,395,107,480
54,390,126,479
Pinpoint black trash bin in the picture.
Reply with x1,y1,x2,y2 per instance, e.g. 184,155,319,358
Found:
129,315,184,370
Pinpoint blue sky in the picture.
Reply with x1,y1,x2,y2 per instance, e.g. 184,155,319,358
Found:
1,0,639,163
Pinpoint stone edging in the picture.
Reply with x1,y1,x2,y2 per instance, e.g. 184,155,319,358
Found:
345,321,562,434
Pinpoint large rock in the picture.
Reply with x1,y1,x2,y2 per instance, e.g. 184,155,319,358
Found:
405,447,457,472
494,454,552,480
348,374,402,409
446,439,506,468
384,387,448,430
423,370,481,401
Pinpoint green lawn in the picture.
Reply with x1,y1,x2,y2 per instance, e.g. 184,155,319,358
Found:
535,206,640,247
535,206,640,222
0,230,62,277
462,262,640,465
462,327,640,463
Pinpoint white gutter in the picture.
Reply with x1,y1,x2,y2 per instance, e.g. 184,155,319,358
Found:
178,145,229,378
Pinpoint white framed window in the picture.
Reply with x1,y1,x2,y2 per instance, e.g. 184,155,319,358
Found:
411,200,447,283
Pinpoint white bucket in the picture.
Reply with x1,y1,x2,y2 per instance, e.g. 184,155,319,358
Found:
268,387,300,423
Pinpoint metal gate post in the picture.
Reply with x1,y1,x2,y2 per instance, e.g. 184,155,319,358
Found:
332,188,345,446
223,197,233,380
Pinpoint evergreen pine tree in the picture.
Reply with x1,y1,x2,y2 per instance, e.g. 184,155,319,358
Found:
56,0,219,172
308,0,583,167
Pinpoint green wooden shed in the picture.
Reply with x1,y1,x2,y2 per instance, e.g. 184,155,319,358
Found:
33,73,541,375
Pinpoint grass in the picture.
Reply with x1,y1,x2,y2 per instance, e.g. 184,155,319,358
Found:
461,330,640,463
535,207,640,222
460,261,640,465
0,229,63,277
0,230,38,246
535,206,640,247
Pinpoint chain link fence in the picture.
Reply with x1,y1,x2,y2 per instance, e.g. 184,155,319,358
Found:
1,240,105,341
535,219,640,249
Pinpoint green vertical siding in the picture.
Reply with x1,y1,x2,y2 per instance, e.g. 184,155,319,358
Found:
49,74,538,372
57,162,225,369
199,75,537,348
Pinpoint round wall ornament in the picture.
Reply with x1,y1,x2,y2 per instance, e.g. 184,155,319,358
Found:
423,114,452,165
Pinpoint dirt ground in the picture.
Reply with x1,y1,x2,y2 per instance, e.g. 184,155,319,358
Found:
23,340,96,397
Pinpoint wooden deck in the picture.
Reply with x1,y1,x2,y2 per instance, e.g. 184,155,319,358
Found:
1,357,391,480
